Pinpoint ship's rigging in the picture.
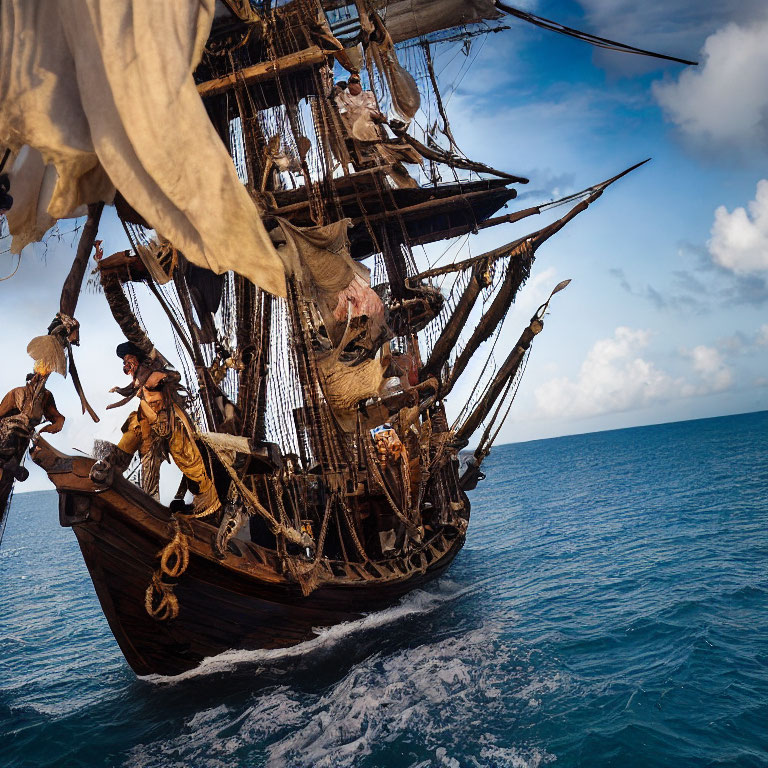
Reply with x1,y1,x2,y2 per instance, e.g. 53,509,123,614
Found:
0,0,693,674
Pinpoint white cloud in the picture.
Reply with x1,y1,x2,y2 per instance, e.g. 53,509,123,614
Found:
757,324,768,346
652,16,768,150
688,345,732,391
708,180,768,273
534,327,739,420
535,326,680,418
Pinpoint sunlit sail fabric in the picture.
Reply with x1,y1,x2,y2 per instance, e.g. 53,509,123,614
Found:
377,0,501,42
0,0,286,297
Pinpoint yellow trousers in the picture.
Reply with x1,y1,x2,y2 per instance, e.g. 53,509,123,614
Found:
117,405,219,514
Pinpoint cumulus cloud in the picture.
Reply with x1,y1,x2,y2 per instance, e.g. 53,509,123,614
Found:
758,324,768,346
535,327,681,418
534,327,738,419
708,180,768,273
653,16,768,151
687,345,732,391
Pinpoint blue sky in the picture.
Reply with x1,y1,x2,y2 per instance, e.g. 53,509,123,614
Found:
433,0,768,442
1,0,766,492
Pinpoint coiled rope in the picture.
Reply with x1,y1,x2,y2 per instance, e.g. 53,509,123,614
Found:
144,510,209,622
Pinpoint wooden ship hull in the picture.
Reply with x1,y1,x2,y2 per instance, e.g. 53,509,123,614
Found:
0,0,680,680
33,438,467,677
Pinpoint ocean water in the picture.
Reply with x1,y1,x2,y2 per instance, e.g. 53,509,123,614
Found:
1,411,766,768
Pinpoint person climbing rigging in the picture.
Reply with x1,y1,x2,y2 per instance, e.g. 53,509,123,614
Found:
104,341,220,516
331,73,419,188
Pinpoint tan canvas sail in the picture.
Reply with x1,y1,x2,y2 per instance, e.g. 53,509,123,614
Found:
0,0,286,297
376,0,501,43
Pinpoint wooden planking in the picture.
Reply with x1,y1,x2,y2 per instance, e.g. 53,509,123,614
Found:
72,493,465,675
34,438,469,676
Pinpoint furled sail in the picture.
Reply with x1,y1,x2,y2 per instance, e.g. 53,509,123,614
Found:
0,0,286,297
373,0,502,43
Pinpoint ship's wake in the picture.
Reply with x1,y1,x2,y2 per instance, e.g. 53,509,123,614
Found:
142,577,488,684
127,615,558,768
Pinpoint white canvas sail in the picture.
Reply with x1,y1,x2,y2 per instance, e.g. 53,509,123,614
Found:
0,0,286,297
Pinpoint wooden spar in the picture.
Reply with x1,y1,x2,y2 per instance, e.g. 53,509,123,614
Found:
397,131,529,183
59,202,104,423
197,46,332,99
495,2,698,66
171,271,218,429
254,293,272,443
442,240,533,394
434,206,541,242
422,261,487,379
456,280,570,448
411,160,651,252
422,195,590,382
418,200,581,380
421,160,649,385
470,279,571,463
60,203,103,317
412,159,651,283
414,231,530,285
349,185,516,227
454,315,542,445
266,167,393,216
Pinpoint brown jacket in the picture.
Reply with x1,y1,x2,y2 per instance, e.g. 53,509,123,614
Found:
0,377,65,434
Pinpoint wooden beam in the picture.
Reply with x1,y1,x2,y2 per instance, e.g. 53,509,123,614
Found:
60,202,104,318
349,186,516,226
197,46,330,99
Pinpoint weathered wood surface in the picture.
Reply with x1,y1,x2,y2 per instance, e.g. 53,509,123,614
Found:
33,440,467,677
197,46,330,99
269,176,516,259
60,202,104,317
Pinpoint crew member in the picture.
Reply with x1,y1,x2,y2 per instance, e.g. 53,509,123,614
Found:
0,364,65,478
0,366,65,436
333,73,418,187
110,342,219,515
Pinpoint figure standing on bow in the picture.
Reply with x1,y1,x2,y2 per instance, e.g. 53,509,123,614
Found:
105,342,220,516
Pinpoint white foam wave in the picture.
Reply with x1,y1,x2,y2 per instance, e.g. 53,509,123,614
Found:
126,621,555,768
142,578,486,685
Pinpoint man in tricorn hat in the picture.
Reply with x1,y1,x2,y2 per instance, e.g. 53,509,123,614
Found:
107,341,219,516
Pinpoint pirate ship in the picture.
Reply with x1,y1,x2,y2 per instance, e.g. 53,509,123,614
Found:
0,1,693,676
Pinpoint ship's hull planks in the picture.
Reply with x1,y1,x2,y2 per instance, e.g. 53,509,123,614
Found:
40,442,465,677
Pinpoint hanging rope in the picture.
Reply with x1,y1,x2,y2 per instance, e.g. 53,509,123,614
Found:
145,518,188,621
0,253,21,281
144,504,215,622
364,436,420,540
496,2,697,65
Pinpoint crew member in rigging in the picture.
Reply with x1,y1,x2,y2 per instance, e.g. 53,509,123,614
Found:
108,342,220,516
331,72,418,188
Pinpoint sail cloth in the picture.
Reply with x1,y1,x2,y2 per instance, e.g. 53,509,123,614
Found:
271,217,386,345
367,13,420,121
269,217,389,425
375,0,502,43
0,0,286,297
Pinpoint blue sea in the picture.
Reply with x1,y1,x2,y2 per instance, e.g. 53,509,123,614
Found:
1,411,766,768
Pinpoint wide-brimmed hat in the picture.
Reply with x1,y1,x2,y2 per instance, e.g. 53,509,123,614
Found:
115,341,146,361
